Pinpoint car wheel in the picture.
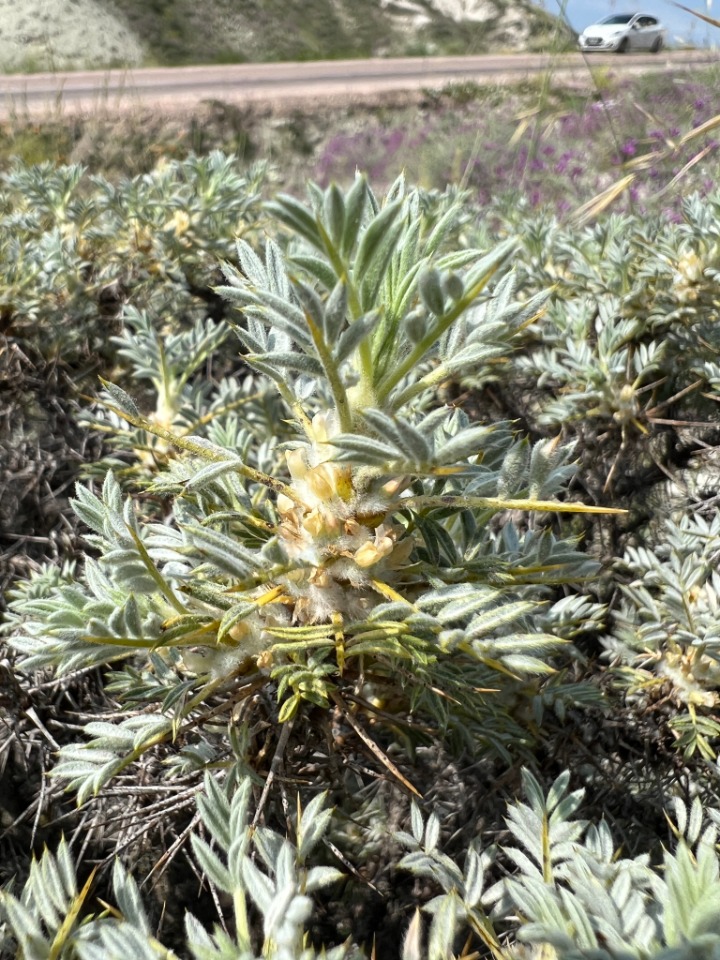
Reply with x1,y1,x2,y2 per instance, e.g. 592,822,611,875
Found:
651,36,663,52
616,36,629,53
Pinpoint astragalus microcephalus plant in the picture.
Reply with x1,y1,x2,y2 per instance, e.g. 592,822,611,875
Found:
6,175,617,805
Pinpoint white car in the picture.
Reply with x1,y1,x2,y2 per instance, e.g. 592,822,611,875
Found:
578,13,666,53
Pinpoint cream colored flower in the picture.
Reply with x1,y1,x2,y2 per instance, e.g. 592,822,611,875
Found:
353,523,395,568
673,250,704,303
171,210,191,237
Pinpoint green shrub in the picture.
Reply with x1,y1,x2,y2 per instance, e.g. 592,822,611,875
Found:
5,177,610,810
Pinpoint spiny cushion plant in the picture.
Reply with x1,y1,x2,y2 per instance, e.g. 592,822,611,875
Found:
604,511,720,760
0,152,268,605
459,191,720,757
3,768,719,959
398,769,720,960
5,176,615,806
0,152,267,361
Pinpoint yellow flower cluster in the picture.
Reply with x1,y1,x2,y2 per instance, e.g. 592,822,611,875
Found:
672,249,705,303
274,413,413,623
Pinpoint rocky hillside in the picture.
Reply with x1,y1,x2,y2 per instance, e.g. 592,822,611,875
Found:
0,0,570,72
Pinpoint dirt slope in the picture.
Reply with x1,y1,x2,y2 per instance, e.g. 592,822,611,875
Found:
0,0,570,72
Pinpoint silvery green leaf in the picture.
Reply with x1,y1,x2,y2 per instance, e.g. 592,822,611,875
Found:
217,602,258,644
386,413,432,463
427,891,459,960
56,838,77,903
354,199,404,279
424,812,441,852
673,797,688,838
395,830,419,849
418,583,483,610
183,460,247,492
434,425,496,465
687,796,704,846
234,240,267,286
293,279,325,331
585,821,615,863
366,181,380,216
335,311,379,363
558,887,598,948
184,523,265,579
544,770,571,813
241,291,313,348
610,869,632,911
505,846,543,880
242,858,274,914
360,217,407,309
307,179,326,208
549,790,586,826
362,409,430,463
517,921,574,950
498,440,530,498
501,654,558,674
435,590,498,625
623,891,651,942
400,851,463,890
436,247,489,271
249,351,324,378
83,924,166,959
104,471,124,520
297,791,332,861
265,194,322,249
266,238,291,298
291,254,338,291
331,433,398,464
414,515,458,566
262,881,298,939
274,841,296,889
112,860,150,934
463,848,486,907
424,202,461,255
402,910,423,960
230,323,266,355
411,802,424,844
191,835,233,893
465,601,537,639
72,484,107,536
198,775,232,848
287,896,316,935
341,174,367,257
463,237,517,289
253,827,284,873
325,280,348,341
324,183,345,246
2,895,45,951
82,721,133,750
27,862,61,929
55,754,123,805
184,912,216,952
385,172,406,203
508,797,544,854
101,380,140,420
228,777,254,841
305,866,344,892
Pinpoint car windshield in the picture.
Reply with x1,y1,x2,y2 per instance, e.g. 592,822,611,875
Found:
599,14,634,24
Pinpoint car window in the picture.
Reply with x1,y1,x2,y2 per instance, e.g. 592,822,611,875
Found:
600,14,633,24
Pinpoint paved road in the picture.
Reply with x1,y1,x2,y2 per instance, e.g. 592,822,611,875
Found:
0,51,717,116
